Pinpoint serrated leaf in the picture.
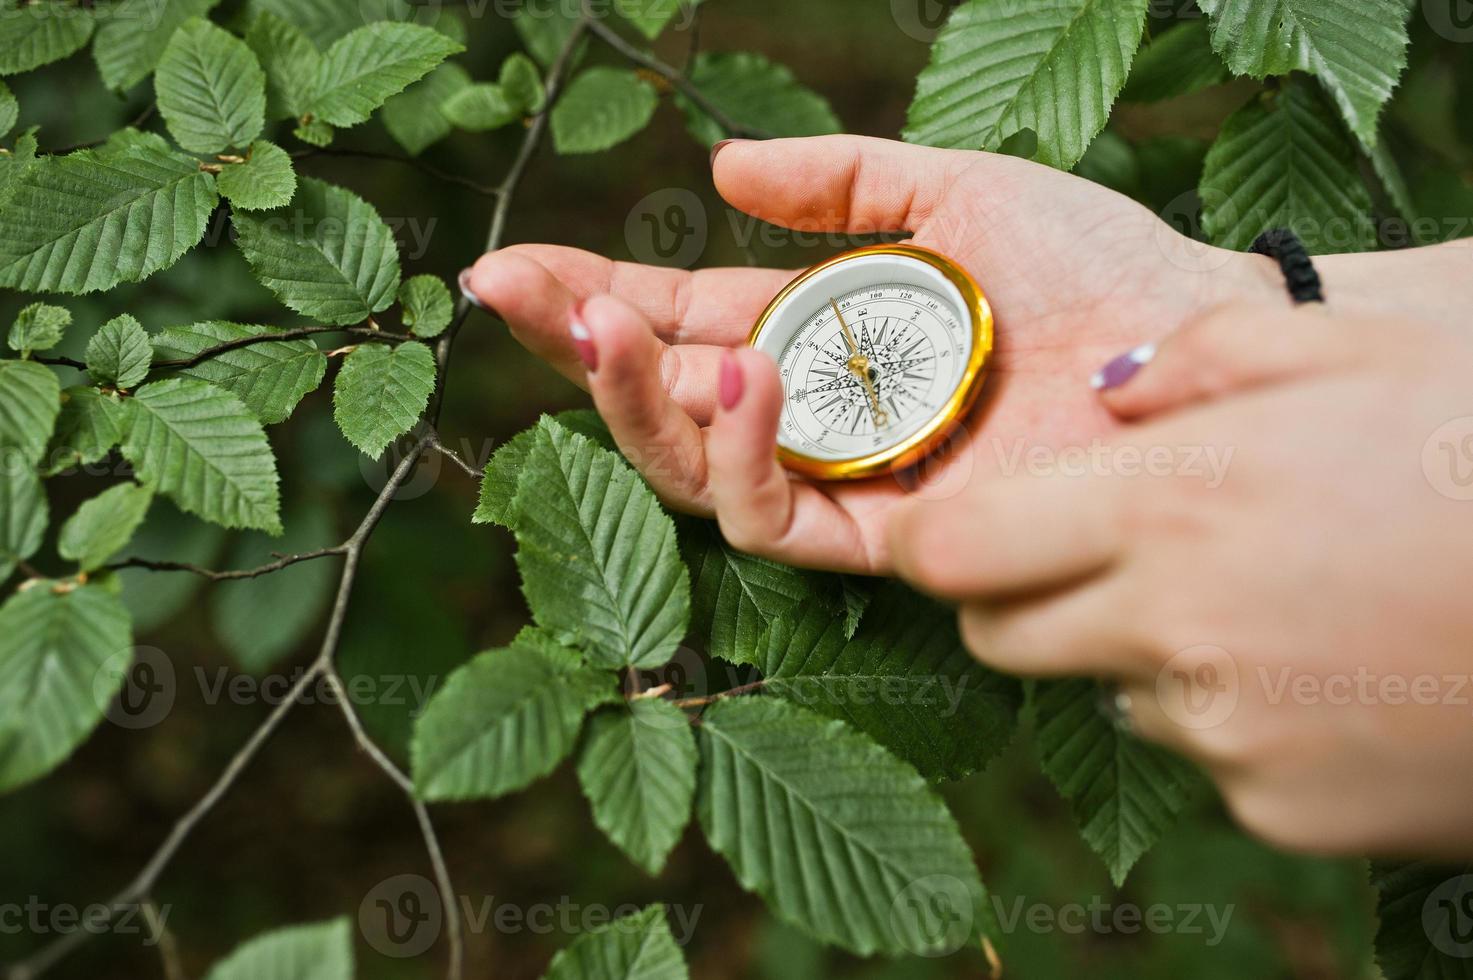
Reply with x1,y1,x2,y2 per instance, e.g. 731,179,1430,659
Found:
203,918,353,980
307,22,461,128
474,410,614,527
512,419,690,670
1034,678,1202,885
398,275,452,338
217,140,296,211
245,10,320,119
1199,0,1410,149
577,699,697,875
86,313,152,389
515,0,586,68
120,378,282,533
155,17,267,154
233,177,400,324
443,82,519,132
412,636,616,801
0,585,131,793
1200,82,1375,254
151,321,326,425
381,62,469,156
752,584,1021,782
292,117,333,146
8,301,69,356
0,0,93,75
0,138,217,294
248,0,410,47
679,517,816,664
0,462,46,581
211,503,335,672
93,0,220,93
331,341,435,458
1121,20,1231,103
500,52,544,113
677,52,840,148
44,386,123,474
551,68,658,155
1370,860,1473,980
698,697,986,956
904,0,1150,170
58,482,154,571
543,905,688,980
0,78,15,137
0,359,61,466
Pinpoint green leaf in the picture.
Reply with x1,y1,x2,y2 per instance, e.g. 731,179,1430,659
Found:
203,918,353,980
398,275,452,338
86,313,152,389
754,584,1021,782
0,78,16,137
1121,20,1231,103
512,418,691,670
0,138,217,294
500,52,545,113
551,68,658,155
1198,0,1410,149
577,699,697,875
8,301,70,356
412,635,616,801
292,117,333,147
0,126,36,200
679,518,817,664
442,83,520,132
120,379,283,533
0,463,46,582
58,482,154,572
0,359,61,466
151,321,327,425
245,10,320,120
307,22,462,128
698,697,986,956
1200,82,1375,254
331,341,435,458
515,0,586,68
1034,678,1202,886
677,52,840,148
904,0,1150,169
211,504,336,672
44,386,123,475
248,0,410,47
473,410,614,528
0,585,131,793
155,17,267,154
0,1,93,75
381,62,470,156
1370,860,1473,980
543,905,688,980
93,0,220,93
216,139,296,211
616,0,685,40
233,177,401,325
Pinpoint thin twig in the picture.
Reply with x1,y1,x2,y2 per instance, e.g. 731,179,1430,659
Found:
141,900,186,980
32,355,86,370
152,325,404,370
291,147,499,198
585,18,773,141
425,432,480,479
673,680,768,708
104,547,347,581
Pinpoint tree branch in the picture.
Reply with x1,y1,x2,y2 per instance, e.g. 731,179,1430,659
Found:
151,325,405,370
104,547,347,581
425,432,480,479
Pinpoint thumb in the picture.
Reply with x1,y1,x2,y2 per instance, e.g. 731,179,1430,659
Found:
1093,303,1380,421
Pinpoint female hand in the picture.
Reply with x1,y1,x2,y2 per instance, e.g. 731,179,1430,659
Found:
463,134,1282,573
888,304,1473,857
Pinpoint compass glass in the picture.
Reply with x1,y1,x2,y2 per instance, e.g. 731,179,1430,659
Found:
748,247,988,476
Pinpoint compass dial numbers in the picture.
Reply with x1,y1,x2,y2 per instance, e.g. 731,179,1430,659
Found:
776,284,969,461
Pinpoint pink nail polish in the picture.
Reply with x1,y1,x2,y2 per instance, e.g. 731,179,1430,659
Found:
719,353,744,411
569,315,598,372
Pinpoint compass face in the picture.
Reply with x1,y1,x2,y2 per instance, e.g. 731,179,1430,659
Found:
748,246,990,478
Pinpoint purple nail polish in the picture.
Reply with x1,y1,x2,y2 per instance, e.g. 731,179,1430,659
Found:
1091,343,1157,391
458,269,486,311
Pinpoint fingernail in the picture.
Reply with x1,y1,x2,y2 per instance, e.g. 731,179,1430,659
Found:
710,138,746,168
719,352,744,411
569,314,598,372
458,269,486,310
1090,342,1156,391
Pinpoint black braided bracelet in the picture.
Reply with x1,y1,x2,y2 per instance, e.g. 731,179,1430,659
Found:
1250,229,1325,305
